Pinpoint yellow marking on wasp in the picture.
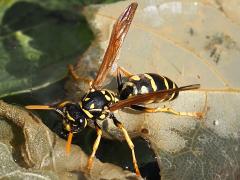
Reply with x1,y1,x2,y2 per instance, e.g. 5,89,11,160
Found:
58,101,71,108
114,97,119,103
89,108,102,112
65,124,71,132
125,82,134,87
109,91,117,103
79,102,83,108
105,95,111,101
84,97,90,101
90,103,95,109
109,93,114,100
84,119,87,127
108,91,114,98
99,114,106,119
163,77,169,90
122,82,136,95
66,112,75,121
82,108,93,118
169,83,176,100
144,74,157,91
140,86,149,94
101,90,106,94
130,75,141,81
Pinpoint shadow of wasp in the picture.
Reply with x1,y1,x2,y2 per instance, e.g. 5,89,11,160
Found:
26,2,203,177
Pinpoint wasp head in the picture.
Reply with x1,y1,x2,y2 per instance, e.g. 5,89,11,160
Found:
56,103,87,133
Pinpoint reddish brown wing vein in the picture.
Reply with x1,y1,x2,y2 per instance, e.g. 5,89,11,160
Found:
92,2,138,89
109,84,200,111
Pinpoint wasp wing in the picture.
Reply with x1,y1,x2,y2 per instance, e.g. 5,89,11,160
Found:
92,2,138,89
109,84,200,111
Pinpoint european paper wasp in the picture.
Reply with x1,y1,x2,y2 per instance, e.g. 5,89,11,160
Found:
25,2,202,177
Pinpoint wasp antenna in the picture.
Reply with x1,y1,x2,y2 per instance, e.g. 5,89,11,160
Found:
66,132,73,154
25,105,55,110
179,84,200,91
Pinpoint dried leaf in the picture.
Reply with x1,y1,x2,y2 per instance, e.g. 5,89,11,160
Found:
0,101,139,180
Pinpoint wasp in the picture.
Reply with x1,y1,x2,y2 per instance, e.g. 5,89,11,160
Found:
25,3,202,177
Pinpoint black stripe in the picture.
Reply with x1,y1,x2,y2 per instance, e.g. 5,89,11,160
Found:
147,73,167,91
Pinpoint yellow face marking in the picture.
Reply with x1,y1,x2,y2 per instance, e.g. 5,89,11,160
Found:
163,77,169,89
84,97,90,101
82,108,93,118
130,75,141,81
90,103,95,109
65,124,71,131
66,112,75,121
99,114,106,119
144,74,157,91
105,95,111,101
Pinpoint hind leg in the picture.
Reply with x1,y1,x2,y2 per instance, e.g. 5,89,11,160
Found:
110,113,141,176
130,104,203,119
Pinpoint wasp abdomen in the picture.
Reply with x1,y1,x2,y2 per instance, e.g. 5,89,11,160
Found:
119,73,179,103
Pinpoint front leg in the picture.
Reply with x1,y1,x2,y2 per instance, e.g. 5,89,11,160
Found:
66,132,74,154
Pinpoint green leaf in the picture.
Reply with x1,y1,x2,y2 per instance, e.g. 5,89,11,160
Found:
0,1,94,97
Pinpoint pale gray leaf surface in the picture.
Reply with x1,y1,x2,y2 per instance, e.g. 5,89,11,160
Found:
0,101,139,180
66,1,240,179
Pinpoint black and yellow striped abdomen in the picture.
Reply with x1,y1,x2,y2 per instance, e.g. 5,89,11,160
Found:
119,73,179,103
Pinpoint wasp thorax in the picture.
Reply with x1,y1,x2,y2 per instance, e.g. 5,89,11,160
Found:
61,103,88,133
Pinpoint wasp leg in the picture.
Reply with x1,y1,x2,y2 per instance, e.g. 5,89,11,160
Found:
66,132,73,154
110,114,141,177
25,101,72,110
58,101,72,108
87,122,102,171
117,67,124,92
117,66,133,77
68,64,92,84
130,104,203,119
